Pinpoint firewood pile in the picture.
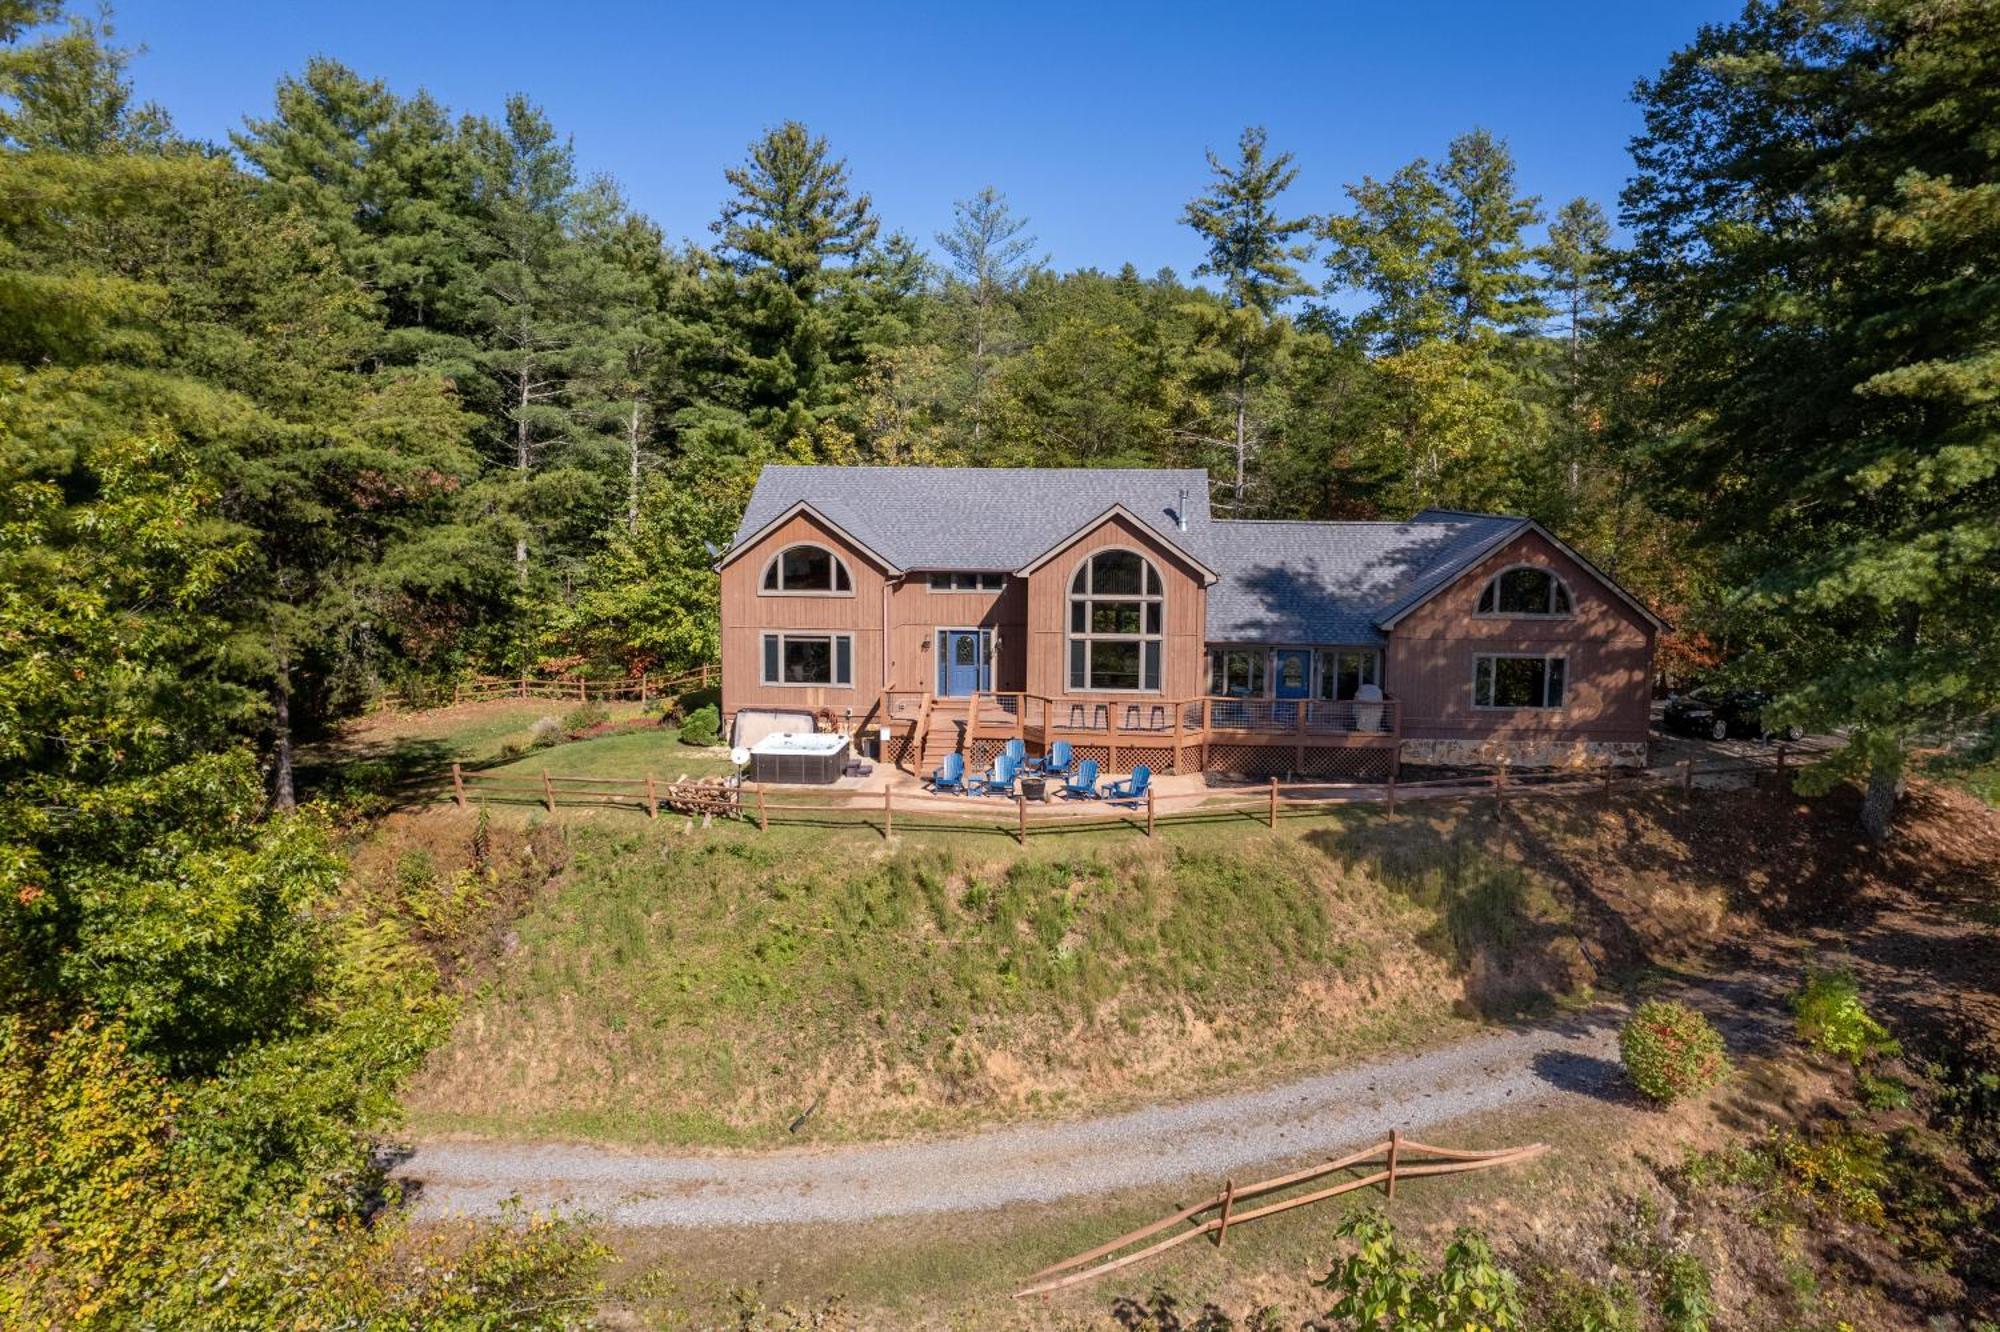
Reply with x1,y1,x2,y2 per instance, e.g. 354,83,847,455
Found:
661,775,738,817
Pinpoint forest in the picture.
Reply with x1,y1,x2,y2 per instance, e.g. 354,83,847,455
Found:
0,0,1994,1326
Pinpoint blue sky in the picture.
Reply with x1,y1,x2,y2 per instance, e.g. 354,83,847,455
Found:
111,0,1742,279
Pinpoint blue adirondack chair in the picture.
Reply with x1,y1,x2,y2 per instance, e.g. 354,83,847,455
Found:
1104,764,1152,805
975,752,1019,796
1031,739,1074,777
1060,758,1100,800
1001,737,1026,770
927,751,966,794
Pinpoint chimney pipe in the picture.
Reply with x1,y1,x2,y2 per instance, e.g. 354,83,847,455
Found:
1176,486,1189,532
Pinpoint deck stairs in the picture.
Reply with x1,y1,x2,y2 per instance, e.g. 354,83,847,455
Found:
910,696,969,775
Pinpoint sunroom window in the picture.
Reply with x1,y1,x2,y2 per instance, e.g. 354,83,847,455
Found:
1068,549,1163,692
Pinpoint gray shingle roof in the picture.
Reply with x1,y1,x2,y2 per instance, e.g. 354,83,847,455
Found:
1204,514,1524,645
729,466,1530,646
730,465,1215,571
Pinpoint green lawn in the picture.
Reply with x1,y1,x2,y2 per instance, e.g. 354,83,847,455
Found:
482,724,733,782
398,801,1622,1148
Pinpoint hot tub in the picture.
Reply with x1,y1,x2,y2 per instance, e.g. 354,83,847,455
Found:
748,731,850,784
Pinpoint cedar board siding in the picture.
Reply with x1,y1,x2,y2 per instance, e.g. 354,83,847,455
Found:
1023,513,1209,703
1385,530,1654,744
888,578,1028,695
719,512,889,722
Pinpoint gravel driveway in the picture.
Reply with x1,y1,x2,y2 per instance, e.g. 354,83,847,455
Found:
387,982,1781,1230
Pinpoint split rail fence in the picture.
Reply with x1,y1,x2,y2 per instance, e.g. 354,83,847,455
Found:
1014,1131,1547,1298
381,664,720,710
441,747,1807,839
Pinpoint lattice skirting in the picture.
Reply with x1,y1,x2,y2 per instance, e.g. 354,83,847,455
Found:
1196,744,1394,780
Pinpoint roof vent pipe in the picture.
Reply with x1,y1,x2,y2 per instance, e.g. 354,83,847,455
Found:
1176,486,1189,532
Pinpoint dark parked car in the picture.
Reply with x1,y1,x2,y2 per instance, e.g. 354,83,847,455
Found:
1663,688,1804,742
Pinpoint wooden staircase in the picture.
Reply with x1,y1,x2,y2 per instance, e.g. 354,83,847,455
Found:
910,697,969,775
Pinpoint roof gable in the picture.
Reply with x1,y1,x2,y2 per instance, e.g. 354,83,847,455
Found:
729,466,1214,573
1015,504,1219,583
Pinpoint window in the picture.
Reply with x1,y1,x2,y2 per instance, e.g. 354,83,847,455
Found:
760,632,854,686
761,544,852,594
926,572,1006,592
1208,649,1266,697
1476,565,1571,615
1318,648,1381,700
1068,549,1163,692
1474,654,1566,709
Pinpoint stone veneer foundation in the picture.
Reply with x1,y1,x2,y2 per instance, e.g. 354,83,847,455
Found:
1398,738,1649,770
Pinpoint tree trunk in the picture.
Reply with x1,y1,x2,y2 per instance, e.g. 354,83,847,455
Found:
1860,759,1902,844
626,397,643,533
515,371,532,588
271,666,296,812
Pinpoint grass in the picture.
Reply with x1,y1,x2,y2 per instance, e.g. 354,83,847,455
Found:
399,802,1617,1148
481,724,733,782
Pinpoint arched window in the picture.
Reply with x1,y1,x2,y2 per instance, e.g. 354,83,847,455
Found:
1068,549,1163,692
760,543,852,594
1476,565,1572,616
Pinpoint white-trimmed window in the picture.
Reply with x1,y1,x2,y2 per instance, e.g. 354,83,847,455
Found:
760,543,852,594
1068,549,1163,692
761,632,854,686
1318,648,1381,701
927,572,1005,592
1476,565,1572,616
1208,649,1265,697
1474,654,1566,709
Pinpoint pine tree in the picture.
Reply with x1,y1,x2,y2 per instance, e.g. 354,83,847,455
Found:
1628,0,2000,840
936,186,1041,443
1181,126,1315,508
0,0,169,150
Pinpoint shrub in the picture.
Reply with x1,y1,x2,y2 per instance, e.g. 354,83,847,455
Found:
562,701,610,734
1318,1209,1524,1329
1792,967,1899,1067
1620,1000,1730,1104
527,716,563,749
679,703,721,747
1657,1250,1715,1332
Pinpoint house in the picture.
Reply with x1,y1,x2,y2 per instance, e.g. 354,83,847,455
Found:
717,466,1662,777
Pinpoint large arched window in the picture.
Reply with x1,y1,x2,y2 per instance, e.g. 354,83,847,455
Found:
1476,565,1572,616
1068,549,1163,692
760,543,852,594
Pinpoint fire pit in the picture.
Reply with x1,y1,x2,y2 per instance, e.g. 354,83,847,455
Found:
1019,775,1050,803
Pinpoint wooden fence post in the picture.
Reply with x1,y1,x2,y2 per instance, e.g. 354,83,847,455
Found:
644,772,658,819
1495,762,1507,814
542,770,556,815
1386,766,1397,818
1387,1128,1401,1199
518,674,528,699
452,762,466,809
1145,784,1156,838
1016,790,1028,845
1775,744,1788,789
1681,757,1694,797
1216,1179,1236,1247
578,677,588,702
453,682,461,706
755,782,768,832
883,785,893,840
1268,776,1278,830
640,672,649,706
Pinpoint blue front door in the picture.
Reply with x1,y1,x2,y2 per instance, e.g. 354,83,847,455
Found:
1273,649,1312,723
939,630,988,696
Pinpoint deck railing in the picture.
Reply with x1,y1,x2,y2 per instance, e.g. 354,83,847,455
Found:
962,693,1401,742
